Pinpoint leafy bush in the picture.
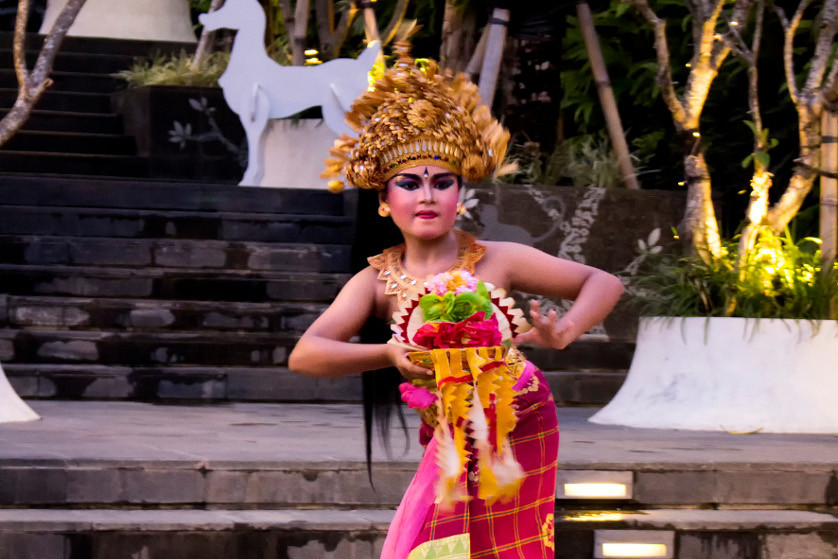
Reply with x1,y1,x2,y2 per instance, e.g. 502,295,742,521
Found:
115,51,230,88
502,133,637,188
628,230,838,320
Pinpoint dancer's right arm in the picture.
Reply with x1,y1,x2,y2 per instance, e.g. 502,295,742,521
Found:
288,267,430,379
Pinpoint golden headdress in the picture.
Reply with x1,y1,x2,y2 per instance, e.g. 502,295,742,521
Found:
322,43,515,192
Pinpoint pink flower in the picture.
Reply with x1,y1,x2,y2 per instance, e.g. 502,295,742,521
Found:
427,270,478,296
399,382,437,409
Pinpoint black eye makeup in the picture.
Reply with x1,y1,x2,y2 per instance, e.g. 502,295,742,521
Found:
433,176,457,190
394,178,420,190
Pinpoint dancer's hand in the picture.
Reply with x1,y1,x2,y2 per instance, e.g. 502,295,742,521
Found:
513,300,577,350
386,344,434,381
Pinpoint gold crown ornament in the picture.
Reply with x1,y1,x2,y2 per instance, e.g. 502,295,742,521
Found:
322,42,516,192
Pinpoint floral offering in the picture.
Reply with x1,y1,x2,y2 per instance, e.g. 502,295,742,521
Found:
412,271,503,349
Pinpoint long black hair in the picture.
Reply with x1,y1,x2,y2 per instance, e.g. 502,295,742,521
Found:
352,188,409,486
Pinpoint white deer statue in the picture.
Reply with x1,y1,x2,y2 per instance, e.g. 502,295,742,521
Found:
199,0,380,186
0,362,39,423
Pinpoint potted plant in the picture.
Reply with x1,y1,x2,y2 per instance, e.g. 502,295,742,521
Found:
590,0,838,433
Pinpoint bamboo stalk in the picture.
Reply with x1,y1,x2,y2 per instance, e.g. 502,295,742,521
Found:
821,111,838,270
465,22,488,77
477,8,508,109
576,1,639,189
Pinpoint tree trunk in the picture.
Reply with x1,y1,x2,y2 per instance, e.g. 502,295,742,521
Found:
192,0,225,71
766,106,822,233
627,0,731,258
0,0,88,147
681,150,722,261
440,0,477,73
821,111,838,270
286,0,310,66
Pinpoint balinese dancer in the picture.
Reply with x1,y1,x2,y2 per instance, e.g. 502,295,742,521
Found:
289,44,624,559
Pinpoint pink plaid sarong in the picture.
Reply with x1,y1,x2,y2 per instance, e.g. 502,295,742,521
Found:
382,362,559,558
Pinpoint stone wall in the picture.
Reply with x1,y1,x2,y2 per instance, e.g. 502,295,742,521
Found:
455,183,686,341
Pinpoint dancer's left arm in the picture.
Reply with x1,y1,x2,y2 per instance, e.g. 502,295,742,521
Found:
493,242,624,350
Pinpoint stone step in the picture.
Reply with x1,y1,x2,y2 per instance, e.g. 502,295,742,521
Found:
4,365,623,405
0,509,390,559
0,205,353,243
0,87,112,113
0,151,149,178
1,31,195,58
0,109,124,134
0,236,351,273
0,69,123,93
523,340,634,373
2,130,136,155
545,370,627,406
555,509,838,559
0,176,350,216
2,453,834,510
0,48,138,75
0,264,349,301
5,364,361,402
1,508,837,559
0,328,302,367
1,296,325,333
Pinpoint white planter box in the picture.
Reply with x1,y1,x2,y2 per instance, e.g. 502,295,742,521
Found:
259,119,338,189
0,362,39,423
589,316,838,433
40,0,196,43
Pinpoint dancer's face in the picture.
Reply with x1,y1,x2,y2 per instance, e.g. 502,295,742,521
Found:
383,165,461,240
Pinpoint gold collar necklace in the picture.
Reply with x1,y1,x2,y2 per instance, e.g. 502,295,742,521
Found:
368,230,487,301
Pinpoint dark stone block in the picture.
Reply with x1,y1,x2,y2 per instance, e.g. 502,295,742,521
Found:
0,533,68,559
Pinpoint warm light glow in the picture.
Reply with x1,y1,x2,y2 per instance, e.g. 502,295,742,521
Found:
685,62,691,68
731,20,739,26
565,512,625,522
677,181,686,186
602,543,669,557
304,49,319,56
305,57,323,65
565,483,628,498
692,131,700,137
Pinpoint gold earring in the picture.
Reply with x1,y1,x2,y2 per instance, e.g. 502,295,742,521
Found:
457,203,466,215
378,203,391,217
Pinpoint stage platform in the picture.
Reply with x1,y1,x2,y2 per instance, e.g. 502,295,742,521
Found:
0,401,836,558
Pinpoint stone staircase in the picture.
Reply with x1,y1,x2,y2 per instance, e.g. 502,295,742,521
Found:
0,402,836,559
0,176,360,402
0,32,193,178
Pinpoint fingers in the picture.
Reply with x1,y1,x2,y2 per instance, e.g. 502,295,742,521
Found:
390,350,432,380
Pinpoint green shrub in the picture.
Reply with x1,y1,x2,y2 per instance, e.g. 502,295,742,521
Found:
629,230,838,320
115,51,230,88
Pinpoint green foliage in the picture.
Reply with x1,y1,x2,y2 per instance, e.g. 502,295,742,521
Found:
628,230,838,320
115,51,231,88
116,35,292,88
502,133,634,188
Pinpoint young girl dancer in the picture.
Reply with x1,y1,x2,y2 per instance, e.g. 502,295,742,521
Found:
289,44,624,559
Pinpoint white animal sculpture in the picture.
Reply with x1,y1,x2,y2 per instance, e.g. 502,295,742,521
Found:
0,362,39,423
199,0,380,186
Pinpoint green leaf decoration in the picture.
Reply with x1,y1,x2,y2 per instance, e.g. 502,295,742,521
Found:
419,294,446,321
